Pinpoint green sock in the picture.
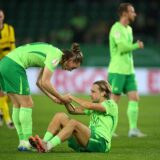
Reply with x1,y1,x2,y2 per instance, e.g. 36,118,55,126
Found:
127,101,138,129
43,131,53,142
12,107,24,140
19,107,32,140
48,136,61,149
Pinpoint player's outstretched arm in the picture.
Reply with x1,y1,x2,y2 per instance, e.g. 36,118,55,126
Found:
36,68,60,103
65,103,85,115
40,67,71,104
69,95,106,112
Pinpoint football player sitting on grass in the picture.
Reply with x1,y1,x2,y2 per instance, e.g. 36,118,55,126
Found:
29,80,118,153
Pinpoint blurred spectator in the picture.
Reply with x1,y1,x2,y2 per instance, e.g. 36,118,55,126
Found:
50,25,74,44
1,0,159,45
145,0,159,39
70,11,88,42
22,37,34,44
85,20,108,44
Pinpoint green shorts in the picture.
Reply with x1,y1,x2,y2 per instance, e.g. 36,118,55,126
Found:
108,73,137,94
0,57,30,95
68,130,109,153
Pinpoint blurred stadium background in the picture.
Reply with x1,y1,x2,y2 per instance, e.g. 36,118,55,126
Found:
1,0,160,95
0,0,160,160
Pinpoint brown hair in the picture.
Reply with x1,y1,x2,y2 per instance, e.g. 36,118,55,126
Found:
118,3,133,17
60,42,83,65
93,80,112,99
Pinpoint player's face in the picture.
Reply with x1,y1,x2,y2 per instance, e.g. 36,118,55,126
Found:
62,59,80,71
90,84,102,103
0,11,4,24
127,6,136,23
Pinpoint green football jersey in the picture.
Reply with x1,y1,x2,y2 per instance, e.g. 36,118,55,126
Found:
7,42,63,72
84,99,118,149
108,22,139,74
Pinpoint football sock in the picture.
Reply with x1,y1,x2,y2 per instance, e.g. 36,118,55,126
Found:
12,107,23,140
19,107,32,140
43,131,53,142
127,101,138,129
48,136,61,150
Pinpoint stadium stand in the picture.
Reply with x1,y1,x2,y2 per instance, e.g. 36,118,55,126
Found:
1,0,160,67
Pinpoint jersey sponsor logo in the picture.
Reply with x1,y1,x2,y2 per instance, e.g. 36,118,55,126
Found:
52,59,59,66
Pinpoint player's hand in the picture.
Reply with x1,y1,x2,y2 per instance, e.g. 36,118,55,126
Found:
61,94,72,104
137,40,144,49
52,97,63,104
65,103,76,111
64,93,72,100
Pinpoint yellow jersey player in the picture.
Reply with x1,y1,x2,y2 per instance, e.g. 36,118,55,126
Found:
0,9,16,129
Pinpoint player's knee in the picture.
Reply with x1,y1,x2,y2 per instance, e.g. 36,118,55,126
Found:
111,94,121,102
129,95,139,101
68,119,77,127
54,112,68,120
11,102,20,107
20,100,33,107
27,100,34,107
134,96,139,101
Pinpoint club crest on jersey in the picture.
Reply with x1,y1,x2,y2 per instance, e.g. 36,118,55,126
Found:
52,59,59,66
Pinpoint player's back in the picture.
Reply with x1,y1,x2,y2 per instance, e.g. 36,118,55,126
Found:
6,42,62,69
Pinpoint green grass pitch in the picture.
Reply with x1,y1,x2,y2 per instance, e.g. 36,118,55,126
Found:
0,95,160,160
